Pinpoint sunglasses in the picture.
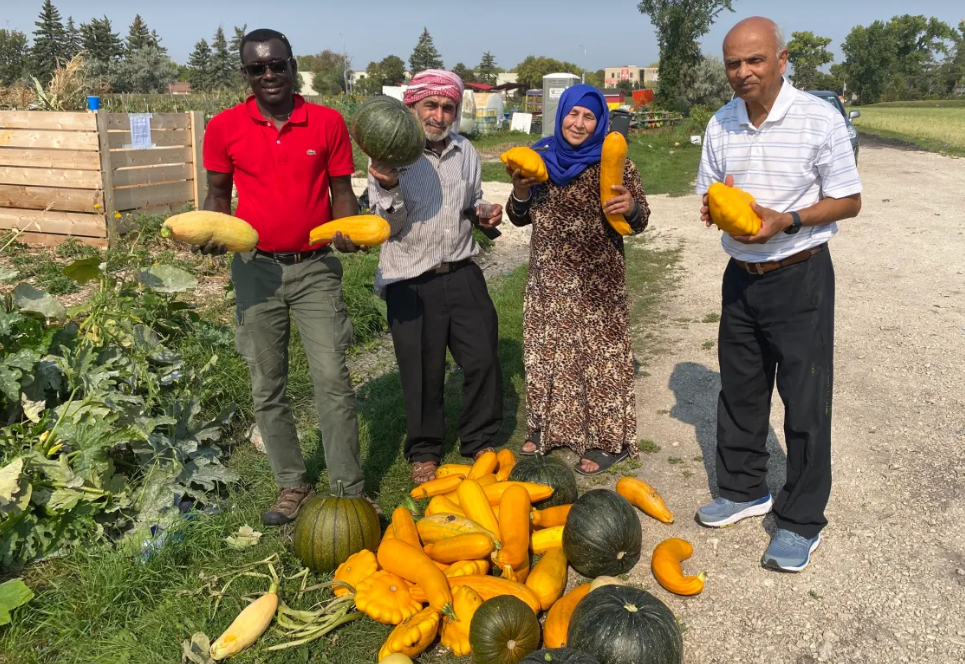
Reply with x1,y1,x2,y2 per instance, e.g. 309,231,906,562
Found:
243,59,291,77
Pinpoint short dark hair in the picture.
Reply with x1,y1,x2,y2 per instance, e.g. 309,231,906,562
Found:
240,28,293,63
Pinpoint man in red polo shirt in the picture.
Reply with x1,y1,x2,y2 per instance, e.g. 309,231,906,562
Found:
200,28,371,525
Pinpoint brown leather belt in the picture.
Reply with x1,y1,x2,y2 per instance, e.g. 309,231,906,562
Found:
732,244,825,275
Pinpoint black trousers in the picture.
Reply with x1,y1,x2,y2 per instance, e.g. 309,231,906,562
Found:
386,262,503,463
716,246,834,539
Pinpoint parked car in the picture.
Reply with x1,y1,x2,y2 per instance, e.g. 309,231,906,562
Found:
805,90,860,164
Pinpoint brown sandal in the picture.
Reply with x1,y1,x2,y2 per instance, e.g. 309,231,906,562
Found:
411,461,438,484
473,447,495,461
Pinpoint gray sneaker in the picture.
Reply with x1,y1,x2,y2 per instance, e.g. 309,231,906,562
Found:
695,494,774,527
761,529,821,572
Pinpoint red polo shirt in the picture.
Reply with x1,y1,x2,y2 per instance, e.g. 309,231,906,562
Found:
203,94,356,253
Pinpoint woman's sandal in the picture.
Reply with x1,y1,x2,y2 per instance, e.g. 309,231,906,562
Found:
519,440,539,456
411,461,439,484
574,447,630,476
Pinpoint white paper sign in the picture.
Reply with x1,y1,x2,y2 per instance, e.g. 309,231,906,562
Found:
690,135,702,146
549,87,565,100
510,112,533,134
128,113,154,149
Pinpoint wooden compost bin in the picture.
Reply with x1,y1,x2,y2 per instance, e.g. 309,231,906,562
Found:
0,110,206,247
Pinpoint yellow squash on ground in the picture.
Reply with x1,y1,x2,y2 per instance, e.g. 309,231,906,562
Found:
424,533,496,564
530,525,564,554
600,131,632,236
707,182,762,236
530,504,571,529
447,575,541,614
499,146,549,182
495,449,516,481
410,475,464,499
309,214,391,247
209,580,278,659
378,606,440,661
161,210,259,253
332,549,378,598
424,495,466,517
468,451,499,479
436,463,473,478
355,570,422,625
542,583,591,648
390,506,422,547
652,538,706,596
493,484,531,574
377,538,455,618
483,481,554,506
457,479,502,541
525,547,568,611
416,514,499,545
616,476,674,524
440,584,484,657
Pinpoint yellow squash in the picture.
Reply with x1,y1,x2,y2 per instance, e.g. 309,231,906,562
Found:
616,476,674,524
445,559,492,578
424,495,466,517
309,214,391,247
525,547,568,611
457,479,502,541
377,538,455,618
390,506,422,547
209,580,278,659
468,450,499,479
530,525,564,554
410,474,464,499
161,210,259,253
495,449,516,481
378,606,440,661
542,583,591,648
447,575,542,614
493,484,531,573
499,146,549,182
651,538,706,596
355,570,422,625
332,549,378,598
440,585,484,657
600,131,632,236
416,514,499,545
483,481,554,506
530,504,571,529
707,182,762,236
424,533,496,564
436,463,473,478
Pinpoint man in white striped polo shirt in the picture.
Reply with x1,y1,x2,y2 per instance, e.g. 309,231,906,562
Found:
364,70,504,485
694,17,862,572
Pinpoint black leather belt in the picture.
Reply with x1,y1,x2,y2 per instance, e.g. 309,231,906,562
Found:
428,258,473,275
255,246,329,265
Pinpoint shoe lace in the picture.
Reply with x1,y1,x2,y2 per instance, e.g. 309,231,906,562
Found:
775,529,810,547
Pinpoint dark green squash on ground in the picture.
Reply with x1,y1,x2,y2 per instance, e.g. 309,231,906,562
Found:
520,648,600,663
470,595,541,664
508,453,578,508
566,585,682,664
292,481,381,573
349,96,425,168
562,489,641,577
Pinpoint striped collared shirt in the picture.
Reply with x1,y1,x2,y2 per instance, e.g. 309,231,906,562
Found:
368,133,487,297
696,78,862,262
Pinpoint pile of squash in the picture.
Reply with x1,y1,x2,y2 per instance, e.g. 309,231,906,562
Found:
332,450,702,662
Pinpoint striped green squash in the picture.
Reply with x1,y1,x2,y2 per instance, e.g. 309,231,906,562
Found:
292,481,381,573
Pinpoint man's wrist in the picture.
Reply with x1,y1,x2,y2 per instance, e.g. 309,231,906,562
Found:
783,210,802,234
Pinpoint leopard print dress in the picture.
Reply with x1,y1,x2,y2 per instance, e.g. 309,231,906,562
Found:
507,160,650,458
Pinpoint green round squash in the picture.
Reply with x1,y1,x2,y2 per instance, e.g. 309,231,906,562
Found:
562,489,641,578
508,453,578,508
292,481,381,573
349,96,425,168
469,595,541,664
566,585,682,664
520,648,600,664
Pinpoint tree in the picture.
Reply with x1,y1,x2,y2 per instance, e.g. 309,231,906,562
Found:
30,0,68,83
514,55,582,89
379,55,406,85
584,69,606,90
126,14,152,54
187,38,214,92
0,30,30,86
682,55,732,108
81,17,123,88
210,27,235,90
617,80,633,96
303,49,349,94
64,17,81,60
476,52,499,85
788,31,834,91
452,63,474,83
937,21,965,96
409,27,443,73
229,24,246,73
115,46,178,93
637,0,734,111
355,65,384,96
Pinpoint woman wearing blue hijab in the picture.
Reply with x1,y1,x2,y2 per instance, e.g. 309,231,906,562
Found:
505,84,651,475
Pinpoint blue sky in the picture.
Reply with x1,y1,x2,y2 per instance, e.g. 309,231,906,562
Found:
4,0,962,69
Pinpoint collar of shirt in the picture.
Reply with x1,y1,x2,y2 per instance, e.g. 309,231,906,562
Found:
424,133,463,158
245,93,308,125
736,77,795,129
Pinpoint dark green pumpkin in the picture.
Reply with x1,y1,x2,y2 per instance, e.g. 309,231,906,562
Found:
562,489,641,578
470,595,541,664
508,453,578,508
349,96,425,168
566,585,682,664
520,648,600,664
291,481,381,573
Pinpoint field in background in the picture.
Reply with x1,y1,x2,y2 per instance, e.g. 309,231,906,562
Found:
854,104,965,156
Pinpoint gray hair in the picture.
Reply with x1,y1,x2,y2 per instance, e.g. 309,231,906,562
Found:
774,24,787,57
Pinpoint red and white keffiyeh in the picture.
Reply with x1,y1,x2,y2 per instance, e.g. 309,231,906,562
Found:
403,69,465,107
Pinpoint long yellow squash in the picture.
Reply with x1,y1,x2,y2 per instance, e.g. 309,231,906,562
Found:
542,583,591,648
493,484,531,572
707,182,762,236
600,131,631,236
440,585,484,657
616,476,674,524
525,548,568,611
447,575,542,614
309,215,391,247
530,525,564,554
390,506,422,547
457,479,501,542
436,463,473,478
424,495,466,517
424,533,496,564
416,514,499,545
377,538,455,618
495,449,516,481
209,580,278,659
161,210,259,253
468,451,499,479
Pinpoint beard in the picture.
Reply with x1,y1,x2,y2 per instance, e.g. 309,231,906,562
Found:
423,121,451,142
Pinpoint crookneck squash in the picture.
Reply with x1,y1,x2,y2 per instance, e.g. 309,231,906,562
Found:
651,538,706,596
615,477,674,524
377,538,455,618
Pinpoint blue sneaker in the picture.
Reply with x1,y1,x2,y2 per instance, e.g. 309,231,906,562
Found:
695,494,773,528
761,529,821,572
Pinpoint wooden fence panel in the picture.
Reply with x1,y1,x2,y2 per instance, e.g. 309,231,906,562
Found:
0,208,107,238
0,128,100,151
107,129,191,149
0,184,103,213
112,163,193,188
105,114,190,130
109,146,193,169
4,230,108,248
0,148,101,171
0,111,97,131
114,181,193,210
0,166,102,189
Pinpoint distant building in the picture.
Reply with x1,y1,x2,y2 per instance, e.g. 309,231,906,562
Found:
604,66,659,88
496,72,518,86
167,81,191,94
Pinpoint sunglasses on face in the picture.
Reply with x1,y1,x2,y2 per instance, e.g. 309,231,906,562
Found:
243,59,291,77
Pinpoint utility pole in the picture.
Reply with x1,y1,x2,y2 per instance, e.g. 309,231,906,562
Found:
578,45,586,84
339,32,349,94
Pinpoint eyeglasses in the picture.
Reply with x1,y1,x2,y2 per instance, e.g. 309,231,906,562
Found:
243,59,291,77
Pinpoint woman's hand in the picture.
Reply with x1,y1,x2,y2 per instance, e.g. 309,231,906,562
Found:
508,167,542,200
603,185,635,217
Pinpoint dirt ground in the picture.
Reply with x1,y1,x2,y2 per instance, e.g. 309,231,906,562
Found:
627,143,965,663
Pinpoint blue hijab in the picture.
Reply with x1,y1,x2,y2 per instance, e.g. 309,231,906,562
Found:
532,84,610,187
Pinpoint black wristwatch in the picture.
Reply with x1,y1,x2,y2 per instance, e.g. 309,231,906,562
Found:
784,210,802,234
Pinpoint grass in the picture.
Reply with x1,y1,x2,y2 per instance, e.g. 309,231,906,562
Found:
640,439,662,454
702,312,720,323
853,106,965,157
702,340,715,350
0,222,681,663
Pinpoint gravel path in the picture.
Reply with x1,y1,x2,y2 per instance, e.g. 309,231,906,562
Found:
625,144,965,663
